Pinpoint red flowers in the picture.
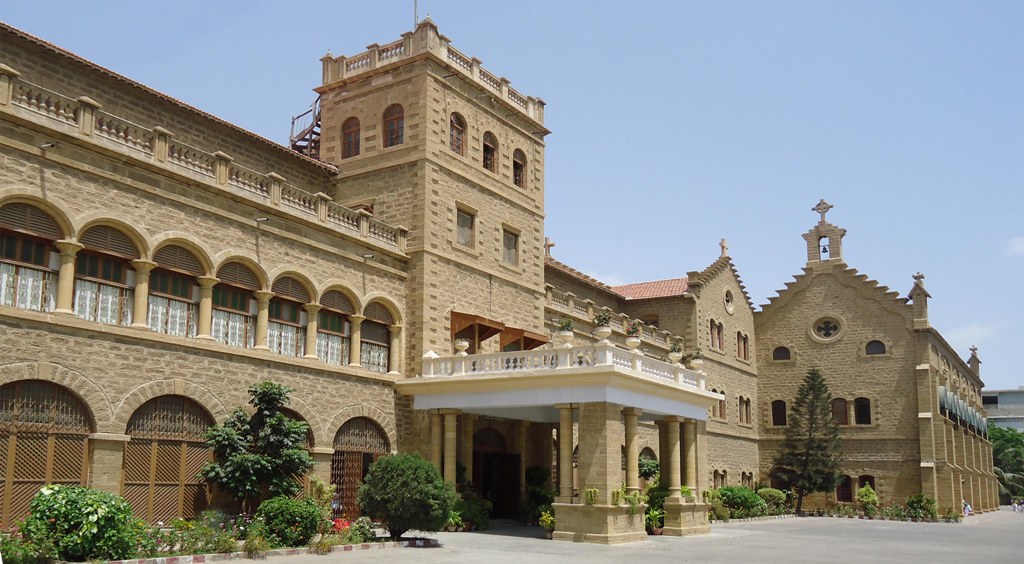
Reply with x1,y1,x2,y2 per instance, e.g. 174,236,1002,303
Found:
332,518,351,532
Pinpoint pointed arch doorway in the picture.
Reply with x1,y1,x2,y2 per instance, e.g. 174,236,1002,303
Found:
472,427,519,518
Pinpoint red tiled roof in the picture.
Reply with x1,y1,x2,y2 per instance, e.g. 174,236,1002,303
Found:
611,278,689,300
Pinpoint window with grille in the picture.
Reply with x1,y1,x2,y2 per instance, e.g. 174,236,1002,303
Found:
483,132,498,172
457,209,475,246
449,113,466,155
382,105,404,148
512,149,526,187
268,298,304,357
1,232,55,312
360,320,390,373
317,309,350,366
502,230,518,265
342,117,360,158
331,418,389,518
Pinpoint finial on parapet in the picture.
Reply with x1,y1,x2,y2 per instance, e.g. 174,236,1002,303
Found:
969,345,978,355
719,238,729,258
812,199,834,223
544,237,556,257
968,345,981,376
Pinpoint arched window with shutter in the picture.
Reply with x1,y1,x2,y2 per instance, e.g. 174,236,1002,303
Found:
482,131,498,172
382,105,404,148
512,149,526,188
342,117,360,158
149,245,202,338
1,202,62,312
318,289,355,366
449,113,466,155
75,225,138,326
268,276,310,357
212,262,258,348
361,302,393,373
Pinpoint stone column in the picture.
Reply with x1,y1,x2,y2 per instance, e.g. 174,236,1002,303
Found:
623,408,641,494
388,324,402,374
683,419,697,497
664,416,682,498
53,240,83,315
430,412,443,472
348,315,364,366
195,276,218,339
310,447,334,485
556,403,574,501
657,420,668,489
576,402,622,505
461,414,477,485
303,303,321,359
88,433,131,494
442,409,460,484
253,290,273,349
129,260,157,329
517,420,530,501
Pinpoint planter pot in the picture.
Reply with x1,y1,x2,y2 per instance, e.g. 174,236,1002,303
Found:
651,528,664,536
594,325,612,341
556,330,574,347
544,529,553,540
625,336,642,350
689,358,704,371
668,351,683,364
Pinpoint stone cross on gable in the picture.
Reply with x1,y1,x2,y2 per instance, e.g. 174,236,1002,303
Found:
719,238,729,257
812,199,834,222
544,237,555,257
970,345,978,355
913,272,925,282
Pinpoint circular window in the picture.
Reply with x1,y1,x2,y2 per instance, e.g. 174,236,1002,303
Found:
724,290,735,314
812,317,841,340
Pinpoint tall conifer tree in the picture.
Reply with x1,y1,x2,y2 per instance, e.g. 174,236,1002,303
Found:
772,368,842,513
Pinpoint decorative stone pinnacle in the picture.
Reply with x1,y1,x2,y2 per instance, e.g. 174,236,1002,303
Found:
544,237,555,257
812,199,834,222
719,238,729,257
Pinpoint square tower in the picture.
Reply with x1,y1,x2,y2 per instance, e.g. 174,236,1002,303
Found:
314,19,550,377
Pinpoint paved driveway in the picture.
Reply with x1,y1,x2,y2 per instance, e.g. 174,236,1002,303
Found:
282,508,1021,564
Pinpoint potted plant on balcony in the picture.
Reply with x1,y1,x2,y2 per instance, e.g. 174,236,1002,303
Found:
688,348,704,370
556,318,574,347
592,310,612,342
668,341,684,364
624,320,642,350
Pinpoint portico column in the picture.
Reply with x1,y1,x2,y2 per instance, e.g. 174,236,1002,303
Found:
683,419,697,497
53,240,83,314
348,315,364,366
430,411,443,472
253,290,274,349
195,276,218,339
517,420,530,501
664,416,682,498
623,408,641,495
302,303,321,359
387,324,402,374
461,414,477,485
441,409,460,484
657,420,668,488
129,259,156,329
556,403,574,501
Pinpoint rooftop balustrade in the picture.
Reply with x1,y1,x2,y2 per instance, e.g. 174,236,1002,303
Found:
544,286,683,352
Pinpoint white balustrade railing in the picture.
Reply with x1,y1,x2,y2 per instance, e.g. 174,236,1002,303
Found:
421,342,705,390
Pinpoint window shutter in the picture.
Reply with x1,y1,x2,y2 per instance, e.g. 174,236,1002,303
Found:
320,290,354,314
0,203,62,239
271,277,310,303
153,245,203,276
364,302,394,325
216,262,259,290
79,225,138,258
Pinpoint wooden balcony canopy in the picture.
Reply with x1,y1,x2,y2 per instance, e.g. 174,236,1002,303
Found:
500,327,548,351
451,311,505,343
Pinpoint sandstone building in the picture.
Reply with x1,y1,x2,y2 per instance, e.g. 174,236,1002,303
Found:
0,19,997,541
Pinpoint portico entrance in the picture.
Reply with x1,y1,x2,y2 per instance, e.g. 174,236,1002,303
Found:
473,427,520,518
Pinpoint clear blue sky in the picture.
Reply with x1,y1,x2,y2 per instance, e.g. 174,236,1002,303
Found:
4,1,1022,389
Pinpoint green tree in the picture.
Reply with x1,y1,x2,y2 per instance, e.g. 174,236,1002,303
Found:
989,424,1024,501
201,381,314,513
771,368,842,513
356,453,456,540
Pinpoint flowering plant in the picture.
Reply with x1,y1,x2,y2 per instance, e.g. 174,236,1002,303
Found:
332,518,351,532
592,310,611,327
624,320,641,337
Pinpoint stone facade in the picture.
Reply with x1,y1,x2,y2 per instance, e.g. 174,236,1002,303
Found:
0,17,997,538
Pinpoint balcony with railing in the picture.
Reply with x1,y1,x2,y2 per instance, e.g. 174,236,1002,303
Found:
0,69,408,257
544,286,683,354
318,19,544,126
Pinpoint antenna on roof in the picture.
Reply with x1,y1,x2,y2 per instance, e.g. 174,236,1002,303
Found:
414,0,418,27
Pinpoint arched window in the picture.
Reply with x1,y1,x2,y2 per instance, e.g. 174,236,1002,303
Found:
710,389,719,418
318,289,355,366
331,417,389,518
736,331,743,358
268,276,310,357
771,400,787,426
342,117,360,158
772,346,791,361
741,334,750,360
149,245,202,338
123,395,213,522
382,104,404,148
717,323,724,351
858,475,876,491
212,262,258,348
0,381,93,525
512,149,526,188
0,202,61,312
866,340,886,355
836,474,853,502
854,397,872,425
829,398,846,425
449,113,466,155
718,390,727,420
75,225,138,326
482,131,498,172
709,319,717,349
713,470,722,489
361,302,393,373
